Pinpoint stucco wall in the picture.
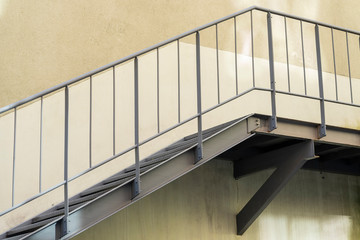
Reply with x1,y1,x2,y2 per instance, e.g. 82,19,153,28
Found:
72,159,360,240
1,0,360,108
1,0,360,236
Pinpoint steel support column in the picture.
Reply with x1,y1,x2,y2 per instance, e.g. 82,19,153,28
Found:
56,86,70,239
267,12,277,131
315,24,326,138
133,57,141,197
236,140,316,235
195,31,203,162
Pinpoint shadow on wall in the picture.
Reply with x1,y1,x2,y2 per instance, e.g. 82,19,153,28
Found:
199,161,360,240
72,159,360,240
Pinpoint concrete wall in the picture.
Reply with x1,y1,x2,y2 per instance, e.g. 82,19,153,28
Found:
0,44,274,231
1,0,360,108
72,159,360,240
1,0,360,236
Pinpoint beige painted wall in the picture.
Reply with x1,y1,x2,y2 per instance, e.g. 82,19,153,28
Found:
1,0,360,108
1,0,360,235
0,42,275,231
2,40,358,219
72,159,360,240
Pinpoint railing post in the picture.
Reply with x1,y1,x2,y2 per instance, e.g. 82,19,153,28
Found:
267,12,277,131
216,24,220,104
195,31,203,163
300,21,307,95
156,48,160,133
251,10,255,87
331,28,338,101
57,86,70,238
234,17,239,95
113,66,116,156
39,97,43,193
12,108,17,207
315,24,326,138
133,57,141,196
284,17,291,92
345,32,353,104
177,39,181,123
89,76,92,168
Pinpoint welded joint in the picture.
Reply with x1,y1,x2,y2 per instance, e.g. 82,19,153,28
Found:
318,124,326,139
56,218,70,239
195,144,203,163
269,116,277,132
132,179,140,198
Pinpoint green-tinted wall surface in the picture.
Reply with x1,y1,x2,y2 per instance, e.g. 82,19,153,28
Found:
73,159,360,240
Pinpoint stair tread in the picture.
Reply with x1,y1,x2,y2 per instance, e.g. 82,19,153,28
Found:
165,138,197,151
103,170,137,184
80,176,133,197
124,155,175,172
3,233,28,240
104,165,153,184
33,202,83,224
7,218,55,238
144,141,194,162
144,122,232,163
183,119,237,141
124,164,155,173
3,118,240,238
56,191,105,210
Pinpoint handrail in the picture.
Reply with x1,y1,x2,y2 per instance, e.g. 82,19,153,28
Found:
256,6,360,35
1,5,359,114
0,5,254,114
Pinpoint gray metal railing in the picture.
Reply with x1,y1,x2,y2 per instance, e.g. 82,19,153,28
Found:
1,6,360,237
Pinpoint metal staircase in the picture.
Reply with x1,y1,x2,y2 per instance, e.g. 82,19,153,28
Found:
1,5,360,239
2,116,258,239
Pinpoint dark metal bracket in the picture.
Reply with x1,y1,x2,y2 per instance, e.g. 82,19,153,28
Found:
235,140,316,235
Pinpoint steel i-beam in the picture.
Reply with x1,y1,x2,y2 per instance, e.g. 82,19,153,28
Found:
236,140,316,235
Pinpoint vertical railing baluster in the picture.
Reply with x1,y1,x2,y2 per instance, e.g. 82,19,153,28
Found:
89,76,92,168
234,17,239,95
216,24,220,104
196,31,203,163
267,12,277,131
133,57,141,196
331,28,338,101
113,66,116,156
251,10,255,87
63,86,70,237
12,108,17,207
346,32,353,103
284,17,291,92
177,39,181,123
157,48,160,133
39,96,43,193
300,20,307,95
315,24,327,138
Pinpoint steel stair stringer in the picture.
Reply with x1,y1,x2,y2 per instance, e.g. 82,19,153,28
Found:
16,115,259,240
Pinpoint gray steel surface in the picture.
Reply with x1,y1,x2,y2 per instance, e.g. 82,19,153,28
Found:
267,12,277,131
236,140,316,235
315,24,326,138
